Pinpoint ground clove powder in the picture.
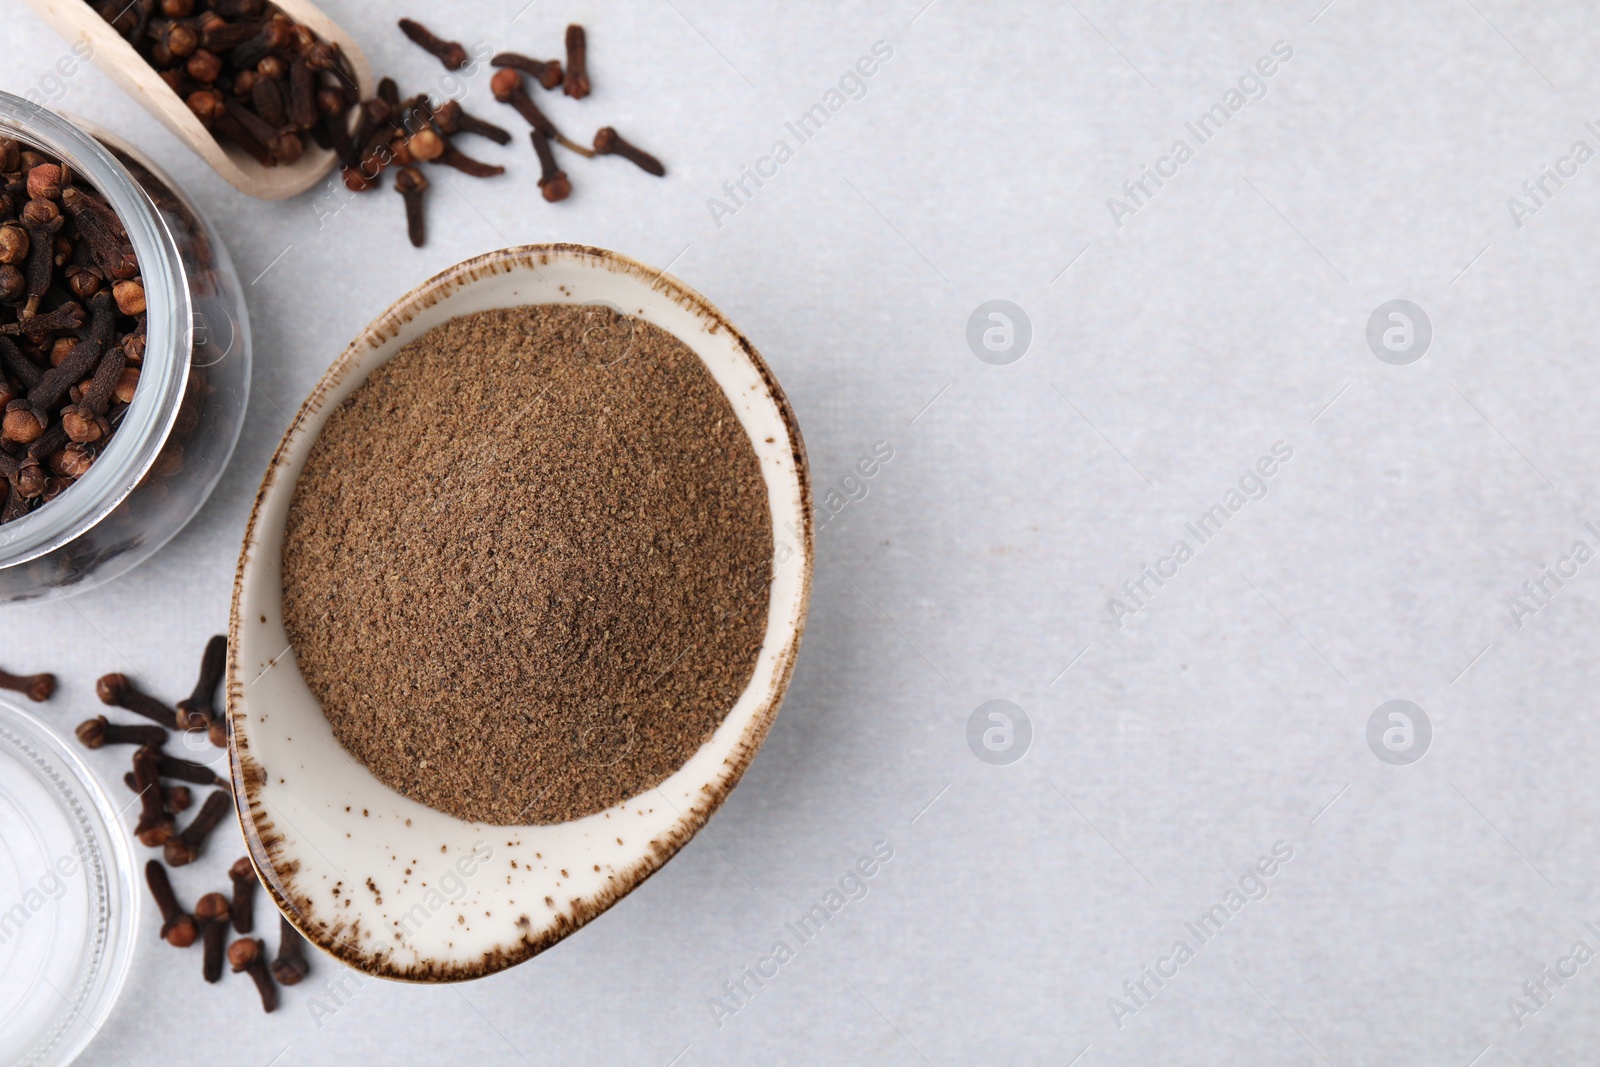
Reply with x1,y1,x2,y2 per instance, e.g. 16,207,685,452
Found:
281,305,771,825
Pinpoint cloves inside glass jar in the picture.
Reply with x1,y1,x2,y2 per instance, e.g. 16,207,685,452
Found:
0,93,251,601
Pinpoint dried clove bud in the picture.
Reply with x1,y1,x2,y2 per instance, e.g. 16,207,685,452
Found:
97,672,179,729
229,937,279,1012
196,892,230,982
394,166,428,247
398,18,467,71
132,745,175,847
530,130,569,203
76,715,168,749
563,24,590,99
491,52,562,91
593,127,666,177
0,664,55,701
145,859,198,947
164,788,233,867
175,633,226,730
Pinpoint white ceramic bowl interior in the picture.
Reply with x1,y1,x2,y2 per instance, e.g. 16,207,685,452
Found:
228,245,811,981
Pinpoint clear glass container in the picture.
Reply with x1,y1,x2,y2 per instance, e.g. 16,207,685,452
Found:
0,92,250,601
0,698,139,1067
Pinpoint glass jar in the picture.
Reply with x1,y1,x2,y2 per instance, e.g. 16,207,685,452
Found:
0,92,250,601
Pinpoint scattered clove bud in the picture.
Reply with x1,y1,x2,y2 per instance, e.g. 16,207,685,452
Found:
0,665,56,701
492,52,562,91
196,892,230,982
229,937,279,1012
97,672,179,729
398,18,467,71
76,715,168,749
151,749,230,788
593,127,666,177
175,633,226,730
491,68,558,140
145,859,198,947
563,24,590,99
394,166,428,247
164,788,233,867
530,131,570,203
132,745,175,847
490,69,593,158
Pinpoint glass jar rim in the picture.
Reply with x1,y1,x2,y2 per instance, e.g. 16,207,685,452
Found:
0,92,191,569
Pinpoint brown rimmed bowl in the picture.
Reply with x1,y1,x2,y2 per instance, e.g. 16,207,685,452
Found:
227,244,812,981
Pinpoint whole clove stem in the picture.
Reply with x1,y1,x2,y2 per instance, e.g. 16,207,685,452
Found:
489,70,594,158
229,937,279,1012
287,56,316,130
153,749,231,788
593,127,666,177
398,18,467,71
201,914,228,981
563,24,590,99
76,715,168,749
491,52,562,91
196,892,230,982
230,856,258,934
132,745,175,847
97,672,179,729
164,788,233,866
394,166,428,247
490,69,558,139
175,633,227,729
530,131,569,203
0,665,55,701
145,859,198,947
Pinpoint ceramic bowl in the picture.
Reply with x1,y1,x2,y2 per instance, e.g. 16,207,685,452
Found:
227,245,811,981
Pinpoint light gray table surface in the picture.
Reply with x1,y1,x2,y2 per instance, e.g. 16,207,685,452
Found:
5,1,1600,1063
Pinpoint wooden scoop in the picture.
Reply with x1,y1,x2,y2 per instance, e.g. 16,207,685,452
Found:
21,0,372,200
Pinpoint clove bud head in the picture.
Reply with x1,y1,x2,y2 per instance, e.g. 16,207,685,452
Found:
162,912,198,948
541,174,571,203
490,68,522,103
3,402,47,445
228,936,262,970
406,128,444,163
74,716,109,748
26,164,63,201
96,672,132,705
195,892,231,922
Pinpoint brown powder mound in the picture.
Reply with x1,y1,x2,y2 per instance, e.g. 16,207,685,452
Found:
281,305,772,825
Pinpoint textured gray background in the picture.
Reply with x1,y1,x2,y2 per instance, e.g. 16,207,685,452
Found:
4,0,1600,1064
